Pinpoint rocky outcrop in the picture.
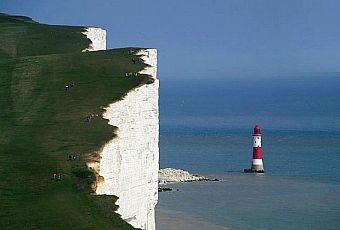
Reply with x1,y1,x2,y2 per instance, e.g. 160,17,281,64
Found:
82,27,106,51
159,168,206,184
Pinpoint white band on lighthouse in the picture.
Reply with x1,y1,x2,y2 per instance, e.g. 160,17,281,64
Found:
253,136,261,147
252,159,263,165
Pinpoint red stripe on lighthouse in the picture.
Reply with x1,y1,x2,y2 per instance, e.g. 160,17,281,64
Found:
253,147,262,159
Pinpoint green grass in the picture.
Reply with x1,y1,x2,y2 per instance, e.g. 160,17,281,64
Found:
0,13,150,229
0,13,90,57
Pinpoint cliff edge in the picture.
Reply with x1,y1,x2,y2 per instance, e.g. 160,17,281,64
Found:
80,21,159,230
82,23,159,230
89,49,159,230
0,13,158,230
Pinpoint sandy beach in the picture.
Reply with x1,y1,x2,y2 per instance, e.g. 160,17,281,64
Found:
156,208,228,230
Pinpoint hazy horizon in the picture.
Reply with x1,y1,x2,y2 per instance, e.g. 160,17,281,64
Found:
160,73,340,131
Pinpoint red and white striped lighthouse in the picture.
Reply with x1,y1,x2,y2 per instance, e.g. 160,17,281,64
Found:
244,124,264,173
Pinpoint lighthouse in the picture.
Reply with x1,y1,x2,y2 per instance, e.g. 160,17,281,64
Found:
244,124,264,173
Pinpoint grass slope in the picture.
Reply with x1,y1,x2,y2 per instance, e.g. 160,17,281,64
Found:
0,13,150,229
0,13,89,58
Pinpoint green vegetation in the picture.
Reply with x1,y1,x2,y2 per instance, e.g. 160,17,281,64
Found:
0,13,89,57
0,13,150,229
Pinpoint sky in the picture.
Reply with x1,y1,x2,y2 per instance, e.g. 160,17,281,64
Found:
1,0,340,80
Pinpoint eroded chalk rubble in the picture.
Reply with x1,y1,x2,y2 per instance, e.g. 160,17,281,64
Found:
159,168,206,184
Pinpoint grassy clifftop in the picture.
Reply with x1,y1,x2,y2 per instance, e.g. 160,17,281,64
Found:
0,13,150,229
0,13,90,57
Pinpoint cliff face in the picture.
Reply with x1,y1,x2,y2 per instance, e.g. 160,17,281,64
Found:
96,49,158,230
0,14,155,229
85,31,159,230
82,27,107,51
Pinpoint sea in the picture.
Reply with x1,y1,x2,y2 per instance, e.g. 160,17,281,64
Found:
156,74,340,230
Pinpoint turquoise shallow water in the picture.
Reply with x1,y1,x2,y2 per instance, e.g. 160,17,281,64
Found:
157,76,340,230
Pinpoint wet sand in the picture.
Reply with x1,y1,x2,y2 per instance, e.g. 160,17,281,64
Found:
156,208,229,230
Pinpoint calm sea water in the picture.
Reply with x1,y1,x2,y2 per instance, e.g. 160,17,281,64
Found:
156,75,340,230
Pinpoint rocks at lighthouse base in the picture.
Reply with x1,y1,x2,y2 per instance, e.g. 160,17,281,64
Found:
243,168,265,173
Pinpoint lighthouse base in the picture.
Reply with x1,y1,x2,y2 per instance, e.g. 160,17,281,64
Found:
244,159,264,173
243,168,264,173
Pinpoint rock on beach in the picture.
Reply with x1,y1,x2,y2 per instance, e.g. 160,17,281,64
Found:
159,168,207,184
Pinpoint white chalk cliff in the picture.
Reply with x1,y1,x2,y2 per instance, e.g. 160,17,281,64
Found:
84,28,159,230
82,27,107,51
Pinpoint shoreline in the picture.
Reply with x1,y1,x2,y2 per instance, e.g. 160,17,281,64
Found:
156,208,229,230
156,172,340,230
